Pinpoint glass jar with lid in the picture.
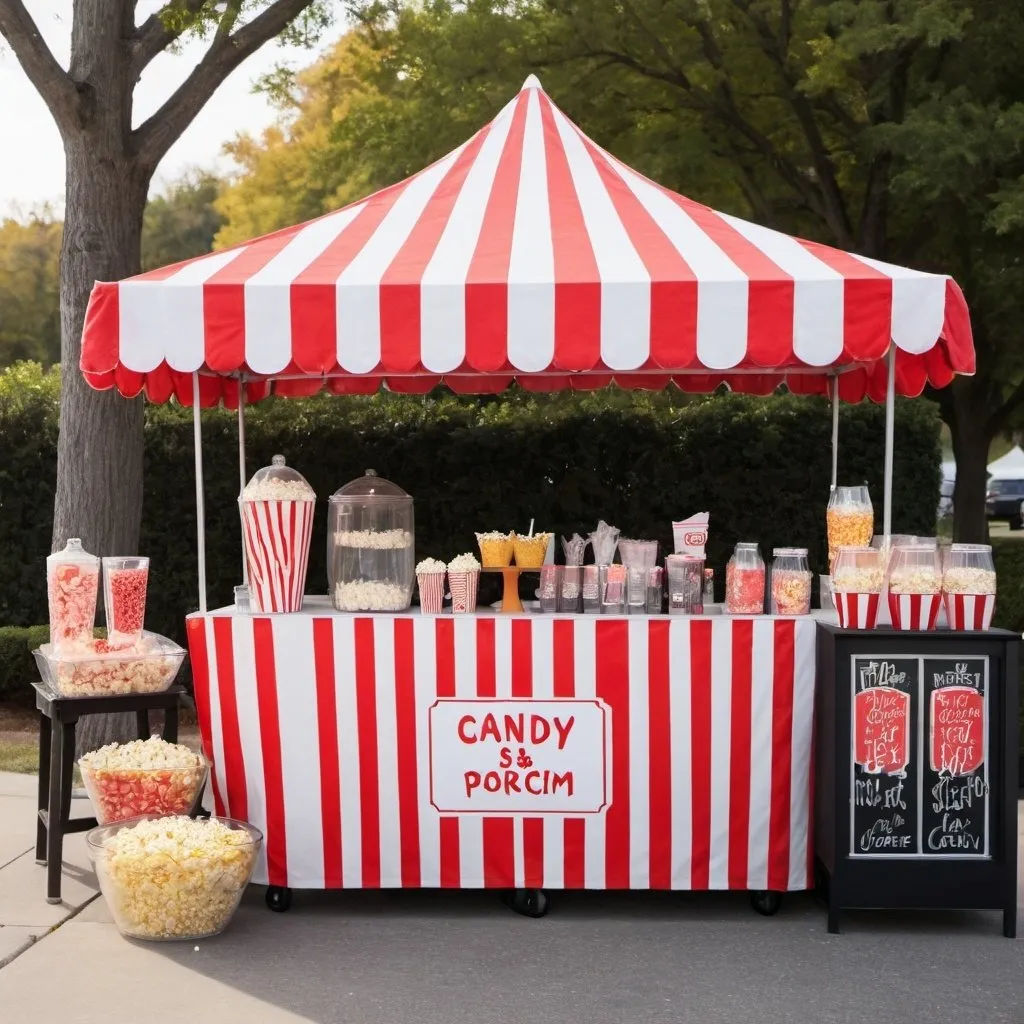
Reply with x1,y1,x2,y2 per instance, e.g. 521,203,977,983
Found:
832,546,884,594
888,544,942,595
328,470,414,611
47,538,100,651
240,454,316,614
770,548,812,616
725,542,765,614
826,485,873,571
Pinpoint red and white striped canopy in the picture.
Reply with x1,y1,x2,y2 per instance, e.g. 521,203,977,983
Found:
81,75,974,407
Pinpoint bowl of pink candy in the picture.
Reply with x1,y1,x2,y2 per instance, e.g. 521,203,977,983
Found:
33,632,185,698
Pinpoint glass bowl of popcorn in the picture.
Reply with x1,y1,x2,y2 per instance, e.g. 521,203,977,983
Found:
87,815,262,941
33,632,186,698
79,737,209,825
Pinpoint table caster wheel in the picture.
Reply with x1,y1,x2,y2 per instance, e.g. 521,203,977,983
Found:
266,886,292,912
505,888,549,918
750,890,782,916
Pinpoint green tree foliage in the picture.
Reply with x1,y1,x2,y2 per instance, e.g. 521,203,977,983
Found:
0,217,62,365
215,0,1024,540
142,170,226,271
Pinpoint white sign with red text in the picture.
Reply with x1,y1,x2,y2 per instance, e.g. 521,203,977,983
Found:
429,699,610,814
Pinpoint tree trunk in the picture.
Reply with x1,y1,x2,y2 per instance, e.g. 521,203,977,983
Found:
948,379,993,544
56,139,151,756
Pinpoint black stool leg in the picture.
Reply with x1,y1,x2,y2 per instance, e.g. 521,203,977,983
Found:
136,710,150,739
164,703,179,743
45,721,65,904
60,719,76,825
35,713,51,864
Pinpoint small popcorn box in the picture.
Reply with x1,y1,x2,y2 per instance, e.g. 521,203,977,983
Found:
448,570,480,614
672,512,710,557
241,499,315,613
417,571,447,614
943,592,996,631
887,592,941,631
834,591,880,630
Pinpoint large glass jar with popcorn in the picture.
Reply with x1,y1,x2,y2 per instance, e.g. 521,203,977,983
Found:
240,455,316,613
770,548,812,615
328,470,414,611
942,543,997,630
826,485,873,571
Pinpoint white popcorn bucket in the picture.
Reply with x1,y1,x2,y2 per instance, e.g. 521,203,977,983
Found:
417,572,447,614
887,592,941,631
834,592,880,630
943,593,996,631
241,499,315,613
448,571,479,614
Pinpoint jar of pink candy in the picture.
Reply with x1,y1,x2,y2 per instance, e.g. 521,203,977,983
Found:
103,557,150,644
726,542,765,614
47,539,100,652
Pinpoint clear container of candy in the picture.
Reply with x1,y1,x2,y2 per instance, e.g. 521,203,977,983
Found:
539,564,561,613
103,557,149,645
725,543,765,614
47,538,100,652
328,470,414,612
667,555,704,614
826,485,873,571
770,548,812,615
240,454,316,613
582,565,601,614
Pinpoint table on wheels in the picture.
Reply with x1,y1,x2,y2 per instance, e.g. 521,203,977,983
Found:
187,600,815,915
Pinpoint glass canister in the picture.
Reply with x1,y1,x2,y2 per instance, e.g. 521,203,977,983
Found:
667,555,703,614
47,538,100,652
888,543,942,630
826,485,873,571
725,543,765,614
102,557,150,645
770,548,812,615
942,543,997,630
328,470,414,611
240,455,316,613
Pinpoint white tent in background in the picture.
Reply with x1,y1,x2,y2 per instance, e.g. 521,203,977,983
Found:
987,445,1024,479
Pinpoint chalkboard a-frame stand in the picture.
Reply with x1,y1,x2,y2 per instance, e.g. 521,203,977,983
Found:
815,624,1019,936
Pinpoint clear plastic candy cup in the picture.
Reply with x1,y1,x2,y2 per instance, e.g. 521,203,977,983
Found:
103,556,149,644
86,815,261,941
770,548,812,615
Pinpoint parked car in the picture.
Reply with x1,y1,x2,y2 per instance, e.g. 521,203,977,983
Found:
986,478,1024,529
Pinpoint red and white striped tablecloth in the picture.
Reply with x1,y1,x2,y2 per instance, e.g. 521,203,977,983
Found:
186,609,816,892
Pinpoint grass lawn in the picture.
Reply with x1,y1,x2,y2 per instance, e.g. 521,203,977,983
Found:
0,739,37,773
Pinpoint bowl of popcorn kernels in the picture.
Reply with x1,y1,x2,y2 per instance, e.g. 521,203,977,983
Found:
87,815,262,941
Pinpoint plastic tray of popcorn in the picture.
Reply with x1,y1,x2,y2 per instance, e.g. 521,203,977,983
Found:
33,632,186,698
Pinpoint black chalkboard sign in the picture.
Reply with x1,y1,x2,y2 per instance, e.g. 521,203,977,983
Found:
921,656,989,858
850,657,919,856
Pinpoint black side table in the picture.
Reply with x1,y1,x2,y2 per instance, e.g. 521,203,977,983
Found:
32,681,185,903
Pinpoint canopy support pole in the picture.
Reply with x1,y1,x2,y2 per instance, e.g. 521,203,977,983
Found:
883,347,896,539
830,377,840,491
237,382,248,586
192,372,208,614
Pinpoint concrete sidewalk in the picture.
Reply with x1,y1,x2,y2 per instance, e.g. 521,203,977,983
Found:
0,770,1021,1024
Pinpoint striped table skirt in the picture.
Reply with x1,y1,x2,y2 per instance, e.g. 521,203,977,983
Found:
187,607,815,892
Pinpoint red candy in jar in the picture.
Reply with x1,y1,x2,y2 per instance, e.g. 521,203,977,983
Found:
47,539,100,650
725,542,765,614
103,557,150,641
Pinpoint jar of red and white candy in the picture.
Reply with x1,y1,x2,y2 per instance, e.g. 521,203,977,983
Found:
726,542,765,614
103,556,149,644
47,538,100,652
770,548,812,616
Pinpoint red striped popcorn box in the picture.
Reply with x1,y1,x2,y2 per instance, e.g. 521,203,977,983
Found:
241,499,315,613
417,572,447,614
943,592,996,631
887,592,941,631
448,570,479,614
834,591,880,630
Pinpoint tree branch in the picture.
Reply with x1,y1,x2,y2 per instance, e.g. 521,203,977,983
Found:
133,0,317,170
0,0,78,131
131,0,209,78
